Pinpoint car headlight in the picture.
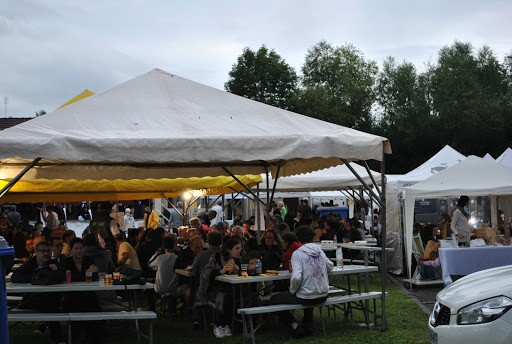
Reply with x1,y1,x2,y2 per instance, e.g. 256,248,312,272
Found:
457,296,512,325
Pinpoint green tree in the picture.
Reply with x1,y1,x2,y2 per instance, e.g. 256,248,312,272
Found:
298,41,378,131
35,110,46,117
431,41,509,156
374,57,438,173
225,45,298,109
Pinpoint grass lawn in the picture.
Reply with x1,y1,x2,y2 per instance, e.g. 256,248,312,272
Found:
9,275,431,344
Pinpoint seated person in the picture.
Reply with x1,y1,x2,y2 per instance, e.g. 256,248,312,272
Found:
13,226,31,259
148,236,179,315
269,226,333,337
342,218,363,243
116,234,142,279
49,236,67,265
319,220,340,241
177,226,190,247
241,237,261,267
21,238,35,262
83,233,115,273
193,231,223,277
62,238,101,343
282,232,301,271
258,229,283,272
174,235,204,314
11,241,64,343
196,238,241,338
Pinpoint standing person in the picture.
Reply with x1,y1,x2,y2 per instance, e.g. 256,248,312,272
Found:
169,201,184,233
89,201,119,256
7,205,21,230
143,206,159,230
269,225,333,337
210,200,224,226
40,206,59,231
451,195,472,246
300,200,312,221
277,201,288,220
124,208,136,231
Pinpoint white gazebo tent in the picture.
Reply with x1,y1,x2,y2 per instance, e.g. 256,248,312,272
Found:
497,148,512,167
483,153,495,161
403,156,512,280
384,145,466,274
0,68,392,327
397,145,466,188
0,69,390,182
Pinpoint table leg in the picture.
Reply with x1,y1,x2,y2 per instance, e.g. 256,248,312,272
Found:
68,321,72,344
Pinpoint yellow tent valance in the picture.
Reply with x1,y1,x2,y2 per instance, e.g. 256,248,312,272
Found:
0,174,262,203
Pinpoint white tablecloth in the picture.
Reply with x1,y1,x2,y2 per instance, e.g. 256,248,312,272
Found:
439,246,512,285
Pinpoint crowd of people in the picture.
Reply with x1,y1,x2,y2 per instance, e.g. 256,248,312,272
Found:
4,199,369,342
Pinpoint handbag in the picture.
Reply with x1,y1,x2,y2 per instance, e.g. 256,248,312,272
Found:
31,266,66,285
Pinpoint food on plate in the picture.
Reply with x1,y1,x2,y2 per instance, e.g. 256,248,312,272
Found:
265,270,279,274
236,276,252,279
241,271,248,277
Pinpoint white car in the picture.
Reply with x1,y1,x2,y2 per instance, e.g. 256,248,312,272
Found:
428,265,512,344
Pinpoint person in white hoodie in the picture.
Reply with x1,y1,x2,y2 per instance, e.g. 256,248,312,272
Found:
269,225,333,337
124,208,136,231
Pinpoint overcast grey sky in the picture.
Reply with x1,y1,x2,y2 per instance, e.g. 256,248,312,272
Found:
1,0,511,117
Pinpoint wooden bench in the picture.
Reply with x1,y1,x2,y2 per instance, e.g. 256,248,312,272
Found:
238,291,387,344
8,310,157,344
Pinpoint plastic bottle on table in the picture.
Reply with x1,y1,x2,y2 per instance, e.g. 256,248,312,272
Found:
256,259,262,274
333,235,337,244
336,246,343,269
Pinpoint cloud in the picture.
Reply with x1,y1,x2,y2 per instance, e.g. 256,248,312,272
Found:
0,0,511,116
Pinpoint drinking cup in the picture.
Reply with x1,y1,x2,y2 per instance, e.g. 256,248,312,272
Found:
105,274,113,286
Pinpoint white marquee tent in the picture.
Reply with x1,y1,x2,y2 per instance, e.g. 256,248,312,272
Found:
0,68,392,329
0,68,390,182
497,147,512,167
403,156,512,279
483,153,495,161
397,145,466,187
259,162,381,193
386,145,466,273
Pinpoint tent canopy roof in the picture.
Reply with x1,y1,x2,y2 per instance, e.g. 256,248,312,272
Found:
497,147,512,167
56,89,95,110
0,69,390,181
0,174,262,203
404,156,512,199
398,145,465,185
258,162,381,193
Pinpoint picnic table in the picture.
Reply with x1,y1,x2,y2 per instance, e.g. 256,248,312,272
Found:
216,265,380,343
7,281,156,343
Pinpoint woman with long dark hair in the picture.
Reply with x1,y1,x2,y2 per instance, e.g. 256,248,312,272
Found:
259,229,284,272
196,238,242,338
451,196,471,246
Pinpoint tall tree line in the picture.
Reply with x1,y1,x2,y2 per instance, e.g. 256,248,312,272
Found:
225,41,512,174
